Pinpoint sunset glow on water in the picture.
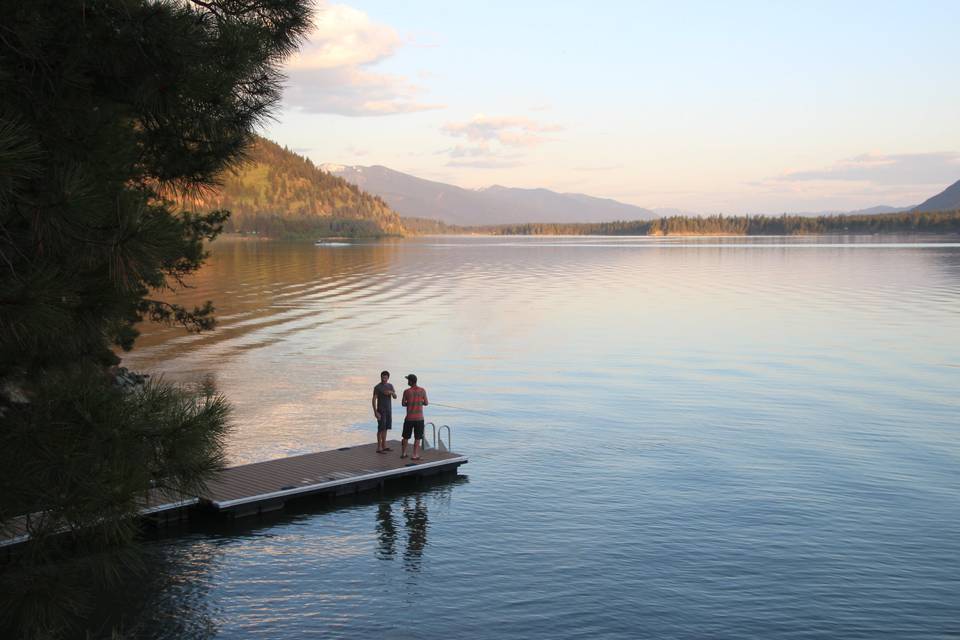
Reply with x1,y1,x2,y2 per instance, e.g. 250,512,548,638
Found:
106,236,960,639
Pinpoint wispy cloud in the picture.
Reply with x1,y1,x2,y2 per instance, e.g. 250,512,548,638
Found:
438,114,562,168
447,158,524,169
285,67,442,116
441,115,563,147
774,152,960,186
447,145,488,159
436,145,523,169
439,145,518,159
283,3,442,116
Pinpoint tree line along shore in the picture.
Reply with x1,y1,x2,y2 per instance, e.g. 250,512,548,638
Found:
319,209,960,239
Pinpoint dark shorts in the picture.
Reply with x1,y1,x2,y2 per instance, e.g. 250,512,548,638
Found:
402,420,425,440
377,413,392,431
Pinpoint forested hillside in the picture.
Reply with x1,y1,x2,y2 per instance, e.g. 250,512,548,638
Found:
192,137,405,237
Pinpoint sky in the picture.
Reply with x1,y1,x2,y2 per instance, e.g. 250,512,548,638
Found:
264,0,960,214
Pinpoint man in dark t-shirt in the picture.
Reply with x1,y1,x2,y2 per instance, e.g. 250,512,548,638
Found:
372,370,396,453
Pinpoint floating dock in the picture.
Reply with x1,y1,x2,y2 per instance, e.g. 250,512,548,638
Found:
198,440,467,517
2,440,467,547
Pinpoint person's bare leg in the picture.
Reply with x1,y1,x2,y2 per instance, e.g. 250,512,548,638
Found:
401,438,408,458
412,438,421,460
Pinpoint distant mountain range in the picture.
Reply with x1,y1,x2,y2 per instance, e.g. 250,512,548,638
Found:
848,205,912,215
323,164,960,225
826,180,960,216
784,205,911,217
914,179,960,213
322,164,656,226
194,138,960,238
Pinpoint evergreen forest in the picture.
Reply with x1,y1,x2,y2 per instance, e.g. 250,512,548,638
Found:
421,210,960,236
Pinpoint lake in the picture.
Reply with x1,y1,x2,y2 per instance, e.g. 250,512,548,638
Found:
104,235,959,639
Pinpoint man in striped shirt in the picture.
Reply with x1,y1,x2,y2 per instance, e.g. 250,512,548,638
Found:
401,374,429,461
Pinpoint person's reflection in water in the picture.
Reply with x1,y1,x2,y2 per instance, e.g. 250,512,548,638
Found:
402,495,429,573
375,502,397,560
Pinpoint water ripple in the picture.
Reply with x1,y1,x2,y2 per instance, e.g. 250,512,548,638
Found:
105,235,960,640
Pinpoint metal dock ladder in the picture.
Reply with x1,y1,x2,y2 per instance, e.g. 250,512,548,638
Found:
423,422,453,452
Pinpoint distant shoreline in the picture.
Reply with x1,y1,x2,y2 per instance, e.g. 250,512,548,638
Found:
212,209,960,241
399,210,960,237
415,231,960,238
218,231,960,241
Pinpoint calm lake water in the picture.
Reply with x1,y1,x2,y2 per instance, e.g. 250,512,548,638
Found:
104,235,959,639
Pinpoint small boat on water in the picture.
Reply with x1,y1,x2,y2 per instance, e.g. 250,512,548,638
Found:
314,240,352,247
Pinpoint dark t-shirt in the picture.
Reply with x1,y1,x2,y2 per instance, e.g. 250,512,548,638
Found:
373,382,395,414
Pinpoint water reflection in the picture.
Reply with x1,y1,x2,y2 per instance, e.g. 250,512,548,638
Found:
375,495,430,572
129,239,403,356
401,495,429,573
933,246,960,283
375,503,397,560
53,536,225,640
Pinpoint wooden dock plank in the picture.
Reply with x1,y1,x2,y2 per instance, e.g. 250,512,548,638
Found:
202,440,466,509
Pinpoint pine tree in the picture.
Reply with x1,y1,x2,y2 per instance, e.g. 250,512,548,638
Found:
0,1,311,635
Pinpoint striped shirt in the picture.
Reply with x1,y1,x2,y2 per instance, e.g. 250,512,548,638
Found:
402,386,428,421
